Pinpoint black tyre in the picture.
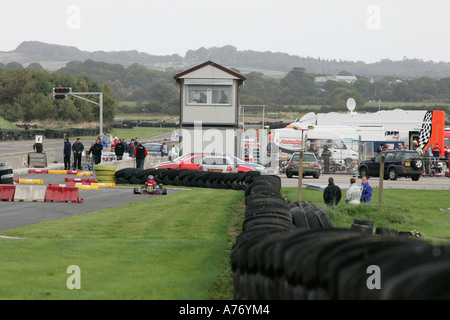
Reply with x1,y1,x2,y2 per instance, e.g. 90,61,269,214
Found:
286,170,294,178
291,207,309,229
388,168,398,180
359,166,368,178
314,207,334,229
353,218,374,226
133,187,142,194
411,158,423,170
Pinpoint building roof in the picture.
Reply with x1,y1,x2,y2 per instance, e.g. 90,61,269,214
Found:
174,60,246,84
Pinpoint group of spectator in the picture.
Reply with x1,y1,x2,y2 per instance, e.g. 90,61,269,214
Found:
323,176,372,207
63,133,177,171
413,142,449,175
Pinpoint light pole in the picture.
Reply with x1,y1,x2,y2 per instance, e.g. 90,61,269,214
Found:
160,120,166,143
136,120,142,139
53,88,104,136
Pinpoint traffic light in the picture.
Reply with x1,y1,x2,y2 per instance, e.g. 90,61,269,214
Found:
53,87,72,100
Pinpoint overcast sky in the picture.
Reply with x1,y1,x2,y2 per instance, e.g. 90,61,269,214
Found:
2,0,450,63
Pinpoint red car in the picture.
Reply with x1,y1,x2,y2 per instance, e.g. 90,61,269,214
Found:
152,153,265,172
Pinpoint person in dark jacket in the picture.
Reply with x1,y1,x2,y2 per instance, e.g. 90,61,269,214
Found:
134,142,148,169
92,139,103,165
321,146,332,173
323,177,342,207
115,138,125,160
63,138,71,170
72,138,85,171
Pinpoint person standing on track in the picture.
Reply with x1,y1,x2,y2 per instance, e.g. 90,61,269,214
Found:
63,138,71,170
72,138,85,171
92,138,103,165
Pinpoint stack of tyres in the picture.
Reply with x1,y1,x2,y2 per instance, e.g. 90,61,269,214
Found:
94,165,116,183
114,168,261,190
0,162,14,184
350,218,374,234
288,201,333,230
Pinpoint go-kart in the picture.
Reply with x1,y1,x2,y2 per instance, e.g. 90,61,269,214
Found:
133,183,167,195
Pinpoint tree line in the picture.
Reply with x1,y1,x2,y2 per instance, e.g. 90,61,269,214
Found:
0,64,116,123
1,60,450,124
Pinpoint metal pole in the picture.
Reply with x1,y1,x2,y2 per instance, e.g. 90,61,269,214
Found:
378,155,385,204
99,92,103,137
358,135,362,169
298,149,303,201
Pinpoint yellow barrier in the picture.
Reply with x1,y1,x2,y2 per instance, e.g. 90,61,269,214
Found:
96,183,115,188
73,183,98,190
18,179,43,184
48,170,67,174
76,171,94,177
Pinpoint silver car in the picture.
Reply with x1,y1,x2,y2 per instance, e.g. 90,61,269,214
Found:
199,156,238,173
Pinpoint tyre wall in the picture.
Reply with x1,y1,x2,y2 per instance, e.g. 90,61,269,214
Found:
232,174,450,300
115,168,262,190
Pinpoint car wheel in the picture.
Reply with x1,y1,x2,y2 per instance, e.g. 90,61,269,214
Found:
286,170,293,178
389,168,398,180
313,173,320,179
359,167,368,178
412,158,423,170
411,175,421,181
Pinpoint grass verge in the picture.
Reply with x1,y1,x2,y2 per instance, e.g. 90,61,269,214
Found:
282,187,450,240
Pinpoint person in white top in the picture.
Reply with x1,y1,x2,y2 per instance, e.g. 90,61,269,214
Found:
345,177,362,205
170,143,179,160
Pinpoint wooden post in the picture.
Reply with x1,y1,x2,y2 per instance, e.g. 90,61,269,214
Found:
358,135,361,170
378,155,385,204
298,149,303,201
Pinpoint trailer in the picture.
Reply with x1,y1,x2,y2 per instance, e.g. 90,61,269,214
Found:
290,109,445,156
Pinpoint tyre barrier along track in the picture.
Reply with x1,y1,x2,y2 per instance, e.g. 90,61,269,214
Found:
115,168,262,190
231,175,450,300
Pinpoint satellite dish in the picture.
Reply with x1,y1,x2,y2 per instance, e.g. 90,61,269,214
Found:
346,98,356,112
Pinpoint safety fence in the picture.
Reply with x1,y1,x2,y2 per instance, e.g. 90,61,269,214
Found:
231,174,450,300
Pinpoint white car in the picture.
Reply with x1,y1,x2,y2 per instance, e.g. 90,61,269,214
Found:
199,156,238,173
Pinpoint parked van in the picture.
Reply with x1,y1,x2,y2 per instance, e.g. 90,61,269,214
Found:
273,128,358,162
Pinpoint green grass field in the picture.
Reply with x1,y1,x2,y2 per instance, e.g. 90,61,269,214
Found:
0,185,448,299
283,188,450,241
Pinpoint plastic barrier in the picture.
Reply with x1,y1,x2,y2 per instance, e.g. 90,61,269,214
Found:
0,184,15,201
66,182,91,186
14,179,43,185
97,183,115,188
13,185,47,202
72,183,98,190
48,170,67,174
28,169,49,174
65,178,98,183
45,185,84,203
66,170,79,175
76,171,94,177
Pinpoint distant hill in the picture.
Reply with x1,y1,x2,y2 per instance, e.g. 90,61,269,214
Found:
3,41,450,79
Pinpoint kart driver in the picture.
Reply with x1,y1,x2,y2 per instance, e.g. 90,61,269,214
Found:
145,175,157,187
